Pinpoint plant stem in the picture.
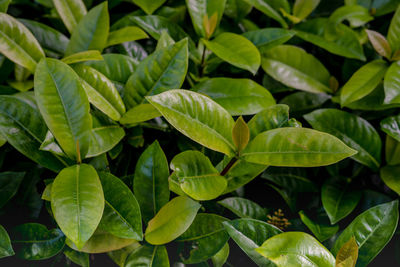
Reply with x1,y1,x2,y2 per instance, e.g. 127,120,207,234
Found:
220,157,238,176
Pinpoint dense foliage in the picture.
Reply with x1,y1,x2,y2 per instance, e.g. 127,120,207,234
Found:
0,0,400,266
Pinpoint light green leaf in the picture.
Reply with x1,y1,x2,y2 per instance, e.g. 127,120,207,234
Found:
144,196,201,245
241,127,356,167
384,61,400,104
241,0,288,28
0,0,11,12
299,211,338,242
293,0,320,21
256,232,335,267
261,45,331,93
212,242,229,267
304,109,381,170
65,2,109,56
329,5,373,28
332,200,399,267
340,60,388,106
34,58,92,160
132,0,166,14
62,50,103,65
0,13,45,72
120,104,161,125
381,113,400,142
202,32,261,74
147,90,236,156
380,165,400,195
125,244,170,267
387,4,400,54
194,78,275,116
87,125,125,158
124,39,188,109
74,64,125,121
52,0,87,33
0,172,25,208
171,151,227,201
223,218,281,266
51,164,104,249
233,116,250,153
133,140,170,223
7,80,33,92
0,225,14,258
218,197,266,220
155,30,175,51
107,26,149,47
243,28,295,50
248,104,289,138
98,172,142,240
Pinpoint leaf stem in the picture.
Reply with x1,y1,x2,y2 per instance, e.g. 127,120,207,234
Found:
220,157,238,176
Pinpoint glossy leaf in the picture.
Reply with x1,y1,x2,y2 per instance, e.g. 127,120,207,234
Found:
262,45,331,93
383,61,400,104
387,5,400,54
107,26,149,47
223,218,281,266
132,0,166,14
332,200,399,267
304,109,382,170
34,58,92,160
144,196,201,245
365,29,391,59
243,28,295,50
193,78,275,116
380,165,400,195
108,242,140,267
241,127,357,167
98,172,142,240
65,2,109,56
328,5,373,28
51,164,104,249
218,197,266,220
335,237,358,267
202,32,261,74
124,39,188,109
64,246,89,267
0,225,14,258
256,232,335,267
299,211,338,242
11,223,65,260
171,150,227,201
177,214,229,264
233,116,250,153
133,141,169,223
147,90,236,156
0,13,45,72
120,104,161,125
385,135,400,165
248,104,289,138
262,167,318,193
242,0,287,28
211,242,229,267
52,0,86,33
293,0,320,21
74,64,125,121
125,244,170,267
381,113,400,142
340,60,388,107
62,50,103,65
0,171,25,208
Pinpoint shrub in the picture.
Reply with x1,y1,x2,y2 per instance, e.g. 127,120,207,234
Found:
0,0,399,266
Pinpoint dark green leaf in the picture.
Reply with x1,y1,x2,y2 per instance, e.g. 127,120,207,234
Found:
52,0,87,33
299,211,338,242
125,244,170,267
0,171,25,208
218,197,266,220
248,104,289,138
0,225,14,258
243,28,295,50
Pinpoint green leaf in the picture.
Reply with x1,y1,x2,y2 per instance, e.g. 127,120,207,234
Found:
243,28,295,50
387,5,400,54
218,197,266,220
256,232,335,267
385,135,400,165
85,53,137,84
124,39,188,109
98,172,142,240
223,218,281,266
34,58,92,160
65,2,109,56
66,229,137,253
0,93,65,172
125,244,170,267
282,91,330,114
11,223,65,260
52,0,87,34
365,29,392,59
233,116,250,153
248,104,289,138
146,90,236,156
202,32,261,74
87,125,125,158
144,196,201,245
293,0,320,21
193,78,275,116
211,242,229,267
241,0,288,28
64,246,89,267
120,104,161,125
383,61,400,104
294,18,365,61
0,0,10,12
299,211,338,242
133,140,169,223
332,200,399,267
321,177,361,224
107,26,149,47
380,165,400,195
62,50,103,65
132,0,166,14
74,64,125,121
241,127,356,167
340,60,388,107
328,5,373,28
171,150,227,201
224,0,252,20
0,225,14,258
185,0,226,38
177,214,229,264
155,30,175,51
262,167,318,193
108,243,140,267
19,19,69,55
0,172,25,208
381,113,400,142
335,237,358,267
304,109,381,170
0,13,45,72
261,45,332,93
51,164,104,249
